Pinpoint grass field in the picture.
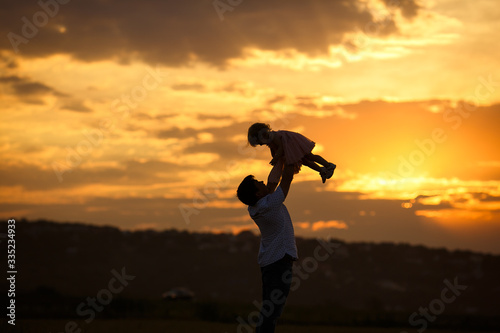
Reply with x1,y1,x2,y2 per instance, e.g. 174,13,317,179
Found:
3,319,498,333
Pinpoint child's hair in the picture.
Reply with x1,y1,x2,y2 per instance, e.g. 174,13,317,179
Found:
237,175,259,206
248,122,271,147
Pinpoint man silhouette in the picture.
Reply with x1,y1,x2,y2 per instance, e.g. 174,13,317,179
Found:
237,164,297,333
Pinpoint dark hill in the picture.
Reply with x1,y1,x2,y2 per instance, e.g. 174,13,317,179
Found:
1,219,499,324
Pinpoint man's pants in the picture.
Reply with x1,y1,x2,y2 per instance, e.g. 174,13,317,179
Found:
256,254,294,333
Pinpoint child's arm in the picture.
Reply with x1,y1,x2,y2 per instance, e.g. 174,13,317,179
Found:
267,180,278,193
267,158,284,193
269,132,284,165
279,164,295,199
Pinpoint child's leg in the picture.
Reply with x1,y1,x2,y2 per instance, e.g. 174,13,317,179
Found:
301,158,322,172
303,153,336,183
304,153,331,167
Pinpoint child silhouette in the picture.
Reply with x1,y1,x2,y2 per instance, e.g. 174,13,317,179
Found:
248,122,336,191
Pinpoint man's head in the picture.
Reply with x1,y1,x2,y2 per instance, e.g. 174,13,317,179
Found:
237,175,269,206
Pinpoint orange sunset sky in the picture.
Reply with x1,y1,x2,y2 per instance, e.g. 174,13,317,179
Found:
1,0,499,253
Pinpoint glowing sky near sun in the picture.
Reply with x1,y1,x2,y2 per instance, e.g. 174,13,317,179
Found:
1,0,499,253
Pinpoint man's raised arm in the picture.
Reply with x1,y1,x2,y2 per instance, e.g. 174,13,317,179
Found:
279,164,294,199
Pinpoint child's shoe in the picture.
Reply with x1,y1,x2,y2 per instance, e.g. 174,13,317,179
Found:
327,163,336,178
320,163,336,183
320,168,328,183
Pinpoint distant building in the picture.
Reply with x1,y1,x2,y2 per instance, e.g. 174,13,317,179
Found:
162,287,195,301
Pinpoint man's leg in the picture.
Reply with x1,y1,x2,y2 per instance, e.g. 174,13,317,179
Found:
256,256,293,333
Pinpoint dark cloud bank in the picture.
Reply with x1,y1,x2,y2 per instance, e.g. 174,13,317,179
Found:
2,0,420,66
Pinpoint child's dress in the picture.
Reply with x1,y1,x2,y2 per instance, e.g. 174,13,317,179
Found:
268,130,316,184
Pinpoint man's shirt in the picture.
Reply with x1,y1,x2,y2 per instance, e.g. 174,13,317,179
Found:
248,186,298,267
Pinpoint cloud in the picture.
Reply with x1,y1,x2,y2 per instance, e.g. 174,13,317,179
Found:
13,81,54,95
157,127,199,140
298,220,349,231
414,191,500,213
0,74,66,97
2,162,499,253
169,79,258,97
131,222,159,231
184,141,245,160
0,0,413,67
0,75,22,83
60,99,92,113
197,114,233,121
381,0,421,19
0,54,18,68
291,95,357,118
157,121,251,142
0,159,185,192
171,83,206,92
1,94,499,254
